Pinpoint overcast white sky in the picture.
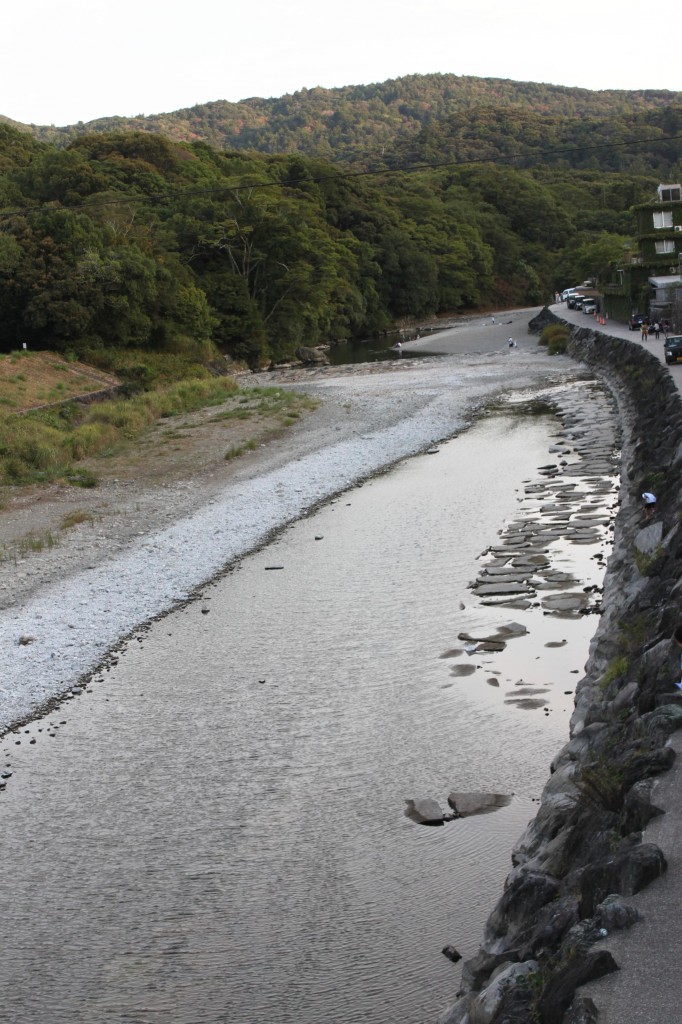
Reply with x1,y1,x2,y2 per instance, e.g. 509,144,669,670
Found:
3,0,681,126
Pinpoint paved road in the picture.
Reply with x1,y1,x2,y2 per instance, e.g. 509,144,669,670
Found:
404,303,682,396
549,302,682,393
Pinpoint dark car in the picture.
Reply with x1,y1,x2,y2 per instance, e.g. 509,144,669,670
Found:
664,335,682,364
628,314,649,331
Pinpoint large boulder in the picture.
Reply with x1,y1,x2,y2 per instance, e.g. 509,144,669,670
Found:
484,871,560,954
296,345,329,365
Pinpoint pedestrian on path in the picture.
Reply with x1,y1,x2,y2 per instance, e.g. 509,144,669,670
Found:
653,322,661,339
641,322,649,341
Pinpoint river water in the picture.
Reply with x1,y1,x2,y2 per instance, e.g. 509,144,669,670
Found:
0,407,612,1024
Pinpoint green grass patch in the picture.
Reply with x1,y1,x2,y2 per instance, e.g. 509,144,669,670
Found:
600,655,628,689
60,510,95,529
64,468,99,488
634,544,664,577
17,531,58,555
225,439,258,460
0,373,320,487
539,324,571,354
0,376,239,485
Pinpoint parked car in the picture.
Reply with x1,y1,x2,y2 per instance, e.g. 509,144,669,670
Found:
664,335,682,364
582,300,598,314
628,314,649,331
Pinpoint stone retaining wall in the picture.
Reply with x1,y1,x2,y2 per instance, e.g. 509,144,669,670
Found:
439,309,682,1024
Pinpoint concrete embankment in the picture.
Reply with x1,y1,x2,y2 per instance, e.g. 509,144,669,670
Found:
439,309,682,1024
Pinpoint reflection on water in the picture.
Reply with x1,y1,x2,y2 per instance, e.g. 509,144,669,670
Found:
328,330,426,364
0,412,611,1024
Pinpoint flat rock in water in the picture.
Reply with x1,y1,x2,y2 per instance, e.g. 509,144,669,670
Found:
447,792,512,816
451,664,477,676
542,592,588,612
404,798,444,825
482,598,531,609
497,622,528,638
475,573,532,586
472,583,533,596
505,696,549,709
480,566,532,577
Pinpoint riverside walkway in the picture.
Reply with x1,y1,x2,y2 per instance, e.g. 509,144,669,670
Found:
549,300,682,390
550,302,682,1023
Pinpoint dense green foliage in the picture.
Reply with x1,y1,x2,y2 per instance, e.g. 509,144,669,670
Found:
1,73,681,366
539,323,571,354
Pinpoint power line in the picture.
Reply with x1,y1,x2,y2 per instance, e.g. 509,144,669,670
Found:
1,131,681,222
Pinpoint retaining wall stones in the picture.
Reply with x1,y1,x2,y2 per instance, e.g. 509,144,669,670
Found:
438,309,682,1024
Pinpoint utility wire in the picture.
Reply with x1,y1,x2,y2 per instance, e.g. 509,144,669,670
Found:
0,131,681,221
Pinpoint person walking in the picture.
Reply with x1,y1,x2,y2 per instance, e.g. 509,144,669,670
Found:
641,322,649,341
653,321,661,339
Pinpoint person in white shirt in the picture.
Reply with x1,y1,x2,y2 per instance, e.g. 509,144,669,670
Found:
642,492,657,519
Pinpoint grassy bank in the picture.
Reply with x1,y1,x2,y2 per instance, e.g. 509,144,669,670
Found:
0,352,318,486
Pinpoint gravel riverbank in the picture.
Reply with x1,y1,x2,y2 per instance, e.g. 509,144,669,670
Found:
0,329,585,734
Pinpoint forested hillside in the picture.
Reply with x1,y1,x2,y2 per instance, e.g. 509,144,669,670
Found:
0,73,681,368
6,73,682,168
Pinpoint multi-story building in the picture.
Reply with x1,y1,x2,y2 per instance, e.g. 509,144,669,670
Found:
604,183,682,326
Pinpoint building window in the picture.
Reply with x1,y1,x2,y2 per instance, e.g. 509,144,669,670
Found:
655,239,675,254
653,211,673,229
658,185,682,202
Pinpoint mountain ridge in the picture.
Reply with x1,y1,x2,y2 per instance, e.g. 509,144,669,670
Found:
4,72,682,165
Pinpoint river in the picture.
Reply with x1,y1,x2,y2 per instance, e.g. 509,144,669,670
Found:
0,402,614,1024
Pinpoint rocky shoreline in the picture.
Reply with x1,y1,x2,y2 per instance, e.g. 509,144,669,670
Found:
438,310,682,1024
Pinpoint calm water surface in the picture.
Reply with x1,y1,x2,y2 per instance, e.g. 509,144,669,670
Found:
1,412,609,1024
